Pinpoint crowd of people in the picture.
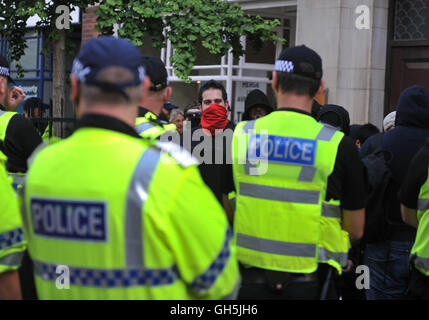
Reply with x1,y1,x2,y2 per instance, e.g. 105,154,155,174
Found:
0,35,429,300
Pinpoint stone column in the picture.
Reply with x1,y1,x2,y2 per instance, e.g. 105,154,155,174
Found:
296,0,389,127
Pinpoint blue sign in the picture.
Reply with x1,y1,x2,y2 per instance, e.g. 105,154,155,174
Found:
31,198,107,242
247,134,316,166
12,80,40,115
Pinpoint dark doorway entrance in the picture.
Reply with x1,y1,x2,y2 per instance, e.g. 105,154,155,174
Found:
386,0,429,113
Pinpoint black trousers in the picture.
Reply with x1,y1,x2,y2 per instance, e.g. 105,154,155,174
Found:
406,266,429,300
238,264,338,300
18,250,38,300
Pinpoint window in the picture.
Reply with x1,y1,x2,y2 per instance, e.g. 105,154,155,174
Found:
394,0,429,40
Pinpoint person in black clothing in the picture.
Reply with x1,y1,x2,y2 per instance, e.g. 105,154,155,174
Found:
180,80,235,215
317,104,350,135
317,103,367,300
400,140,429,299
355,123,380,149
0,56,42,173
242,89,273,121
23,97,50,137
361,85,429,300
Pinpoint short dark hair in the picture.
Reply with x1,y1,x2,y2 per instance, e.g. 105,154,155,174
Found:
356,123,380,145
275,71,320,98
198,80,227,104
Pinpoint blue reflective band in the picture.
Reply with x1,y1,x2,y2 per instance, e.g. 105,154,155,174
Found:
31,198,107,242
247,134,316,166
191,228,233,293
0,228,24,250
33,260,179,288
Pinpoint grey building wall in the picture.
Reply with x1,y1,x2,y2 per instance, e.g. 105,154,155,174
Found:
296,0,389,127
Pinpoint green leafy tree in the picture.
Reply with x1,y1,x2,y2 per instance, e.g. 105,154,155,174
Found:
96,0,284,81
0,0,96,137
1,0,283,134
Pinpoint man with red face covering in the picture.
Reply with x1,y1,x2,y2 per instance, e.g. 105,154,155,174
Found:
181,80,235,211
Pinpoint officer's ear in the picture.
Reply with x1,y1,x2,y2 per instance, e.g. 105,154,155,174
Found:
272,71,278,93
0,76,7,103
316,79,325,98
163,86,172,103
70,75,79,103
138,76,151,107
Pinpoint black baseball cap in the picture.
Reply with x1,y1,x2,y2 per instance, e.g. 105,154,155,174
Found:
0,55,16,84
142,56,169,91
164,101,178,110
275,45,323,81
71,36,145,100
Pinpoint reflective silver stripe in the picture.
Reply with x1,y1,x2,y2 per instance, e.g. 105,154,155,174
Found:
32,260,179,288
242,120,256,133
18,185,29,239
0,110,5,116
414,256,429,271
322,202,341,219
315,125,337,142
136,122,156,134
418,198,429,211
239,182,319,204
125,148,161,269
0,251,24,267
318,247,347,266
8,173,26,187
237,233,316,257
298,166,317,182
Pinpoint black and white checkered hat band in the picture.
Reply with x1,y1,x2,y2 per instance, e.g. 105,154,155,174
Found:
0,66,10,77
275,60,294,73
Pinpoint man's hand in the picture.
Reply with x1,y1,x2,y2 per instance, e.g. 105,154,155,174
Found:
342,259,354,273
0,270,22,300
5,86,26,111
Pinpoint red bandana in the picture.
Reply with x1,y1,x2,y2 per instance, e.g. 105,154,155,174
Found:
201,104,228,136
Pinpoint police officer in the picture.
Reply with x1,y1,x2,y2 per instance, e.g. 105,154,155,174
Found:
20,36,239,300
400,140,429,299
135,56,177,140
231,45,366,299
0,56,43,187
23,97,60,145
0,156,26,300
0,59,27,299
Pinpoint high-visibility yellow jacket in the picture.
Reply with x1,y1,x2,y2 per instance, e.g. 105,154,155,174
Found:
232,110,348,274
411,175,429,276
20,125,239,299
136,111,176,140
0,156,26,274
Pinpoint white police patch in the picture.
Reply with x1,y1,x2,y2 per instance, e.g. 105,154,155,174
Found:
247,134,316,166
31,198,107,242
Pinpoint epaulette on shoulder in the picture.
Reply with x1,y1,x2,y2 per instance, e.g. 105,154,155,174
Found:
155,141,198,168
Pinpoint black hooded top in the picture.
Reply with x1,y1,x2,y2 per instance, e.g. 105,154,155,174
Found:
363,85,429,240
317,104,351,136
242,89,273,121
